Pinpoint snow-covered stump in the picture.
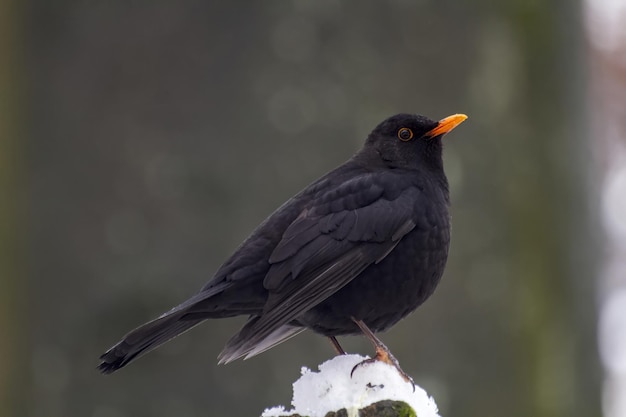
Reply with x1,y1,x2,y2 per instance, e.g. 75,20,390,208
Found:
262,354,440,417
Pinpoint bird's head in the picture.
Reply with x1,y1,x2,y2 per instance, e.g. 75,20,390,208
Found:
362,113,467,171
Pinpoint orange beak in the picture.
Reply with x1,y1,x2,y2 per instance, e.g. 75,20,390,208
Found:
425,114,468,138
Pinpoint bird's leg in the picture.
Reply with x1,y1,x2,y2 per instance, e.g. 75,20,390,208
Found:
328,336,346,355
350,318,415,389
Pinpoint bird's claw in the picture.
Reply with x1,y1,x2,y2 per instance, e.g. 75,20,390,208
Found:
350,346,415,392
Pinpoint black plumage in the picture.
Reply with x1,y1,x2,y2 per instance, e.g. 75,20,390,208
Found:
98,113,467,374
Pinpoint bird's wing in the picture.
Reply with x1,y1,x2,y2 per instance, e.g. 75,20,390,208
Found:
218,173,420,362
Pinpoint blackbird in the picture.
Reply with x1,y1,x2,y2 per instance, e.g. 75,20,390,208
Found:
98,113,467,379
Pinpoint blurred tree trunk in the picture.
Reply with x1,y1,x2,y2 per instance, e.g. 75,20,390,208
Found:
502,1,598,416
0,0,26,415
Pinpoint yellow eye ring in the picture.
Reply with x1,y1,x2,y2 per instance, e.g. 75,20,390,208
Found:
398,127,413,141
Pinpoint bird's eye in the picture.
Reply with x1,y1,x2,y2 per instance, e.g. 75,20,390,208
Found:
397,127,413,141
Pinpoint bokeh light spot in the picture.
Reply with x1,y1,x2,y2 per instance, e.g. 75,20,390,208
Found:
267,87,318,134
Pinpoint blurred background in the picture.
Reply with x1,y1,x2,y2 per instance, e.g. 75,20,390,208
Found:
2,0,625,416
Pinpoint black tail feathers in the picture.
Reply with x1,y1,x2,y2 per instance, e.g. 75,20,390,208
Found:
98,315,202,374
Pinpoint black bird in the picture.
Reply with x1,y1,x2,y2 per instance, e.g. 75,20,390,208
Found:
98,113,467,379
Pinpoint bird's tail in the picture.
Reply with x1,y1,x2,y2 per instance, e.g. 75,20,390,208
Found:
98,284,235,374
98,311,203,374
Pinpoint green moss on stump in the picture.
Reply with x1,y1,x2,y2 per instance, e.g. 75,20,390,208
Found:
274,400,416,417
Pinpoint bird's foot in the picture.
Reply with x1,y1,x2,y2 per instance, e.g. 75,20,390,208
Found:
350,345,415,391
350,317,415,390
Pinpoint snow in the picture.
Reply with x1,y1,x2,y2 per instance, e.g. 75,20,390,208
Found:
262,354,440,417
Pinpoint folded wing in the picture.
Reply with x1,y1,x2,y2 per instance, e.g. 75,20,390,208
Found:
218,173,420,363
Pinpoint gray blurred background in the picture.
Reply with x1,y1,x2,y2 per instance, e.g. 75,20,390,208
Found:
1,0,614,416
